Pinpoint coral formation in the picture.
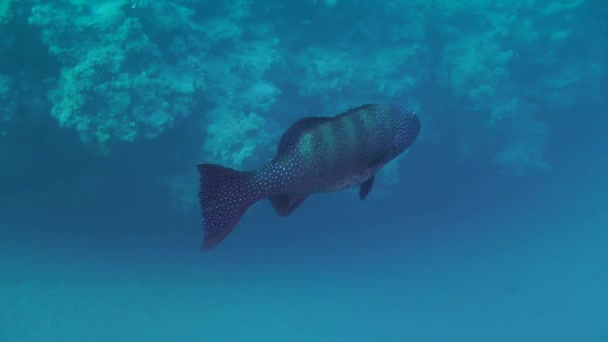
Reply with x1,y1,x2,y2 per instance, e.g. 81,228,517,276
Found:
29,1,201,148
0,0,601,177
0,0,11,24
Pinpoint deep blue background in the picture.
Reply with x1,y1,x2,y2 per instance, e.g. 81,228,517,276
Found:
1,1,607,341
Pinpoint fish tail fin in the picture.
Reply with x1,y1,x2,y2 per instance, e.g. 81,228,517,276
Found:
197,163,259,250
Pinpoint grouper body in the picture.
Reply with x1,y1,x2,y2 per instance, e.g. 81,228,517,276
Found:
197,103,421,249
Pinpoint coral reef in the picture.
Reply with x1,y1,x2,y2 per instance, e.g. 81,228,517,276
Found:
0,0,602,182
434,0,593,173
0,0,11,24
29,0,202,148
202,108,272,168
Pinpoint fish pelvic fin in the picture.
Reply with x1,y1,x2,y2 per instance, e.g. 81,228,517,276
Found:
359,176,375,200
197,164,259,250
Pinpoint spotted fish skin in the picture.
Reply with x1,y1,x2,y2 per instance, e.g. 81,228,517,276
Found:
197,104,420,250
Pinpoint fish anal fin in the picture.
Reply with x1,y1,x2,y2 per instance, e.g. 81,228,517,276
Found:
269,194,307,216
359,176,375,200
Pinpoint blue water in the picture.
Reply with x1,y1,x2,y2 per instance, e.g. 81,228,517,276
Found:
1,1,607,341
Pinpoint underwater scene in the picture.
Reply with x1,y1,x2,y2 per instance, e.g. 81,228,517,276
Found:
1,0,607,341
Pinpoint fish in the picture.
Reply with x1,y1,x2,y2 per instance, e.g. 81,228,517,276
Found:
196,103,421,250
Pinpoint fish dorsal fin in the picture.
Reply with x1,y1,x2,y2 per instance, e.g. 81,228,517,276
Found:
274,116,333,159
273,104,375,160
335,104,374,118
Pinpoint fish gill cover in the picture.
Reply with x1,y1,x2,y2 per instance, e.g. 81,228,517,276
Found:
0,0,605,210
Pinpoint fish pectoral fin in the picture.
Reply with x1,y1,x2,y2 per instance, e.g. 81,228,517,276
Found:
268,194,308,217
359,176,375,200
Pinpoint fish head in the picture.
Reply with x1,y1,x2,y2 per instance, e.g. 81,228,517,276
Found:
391,106,421,154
